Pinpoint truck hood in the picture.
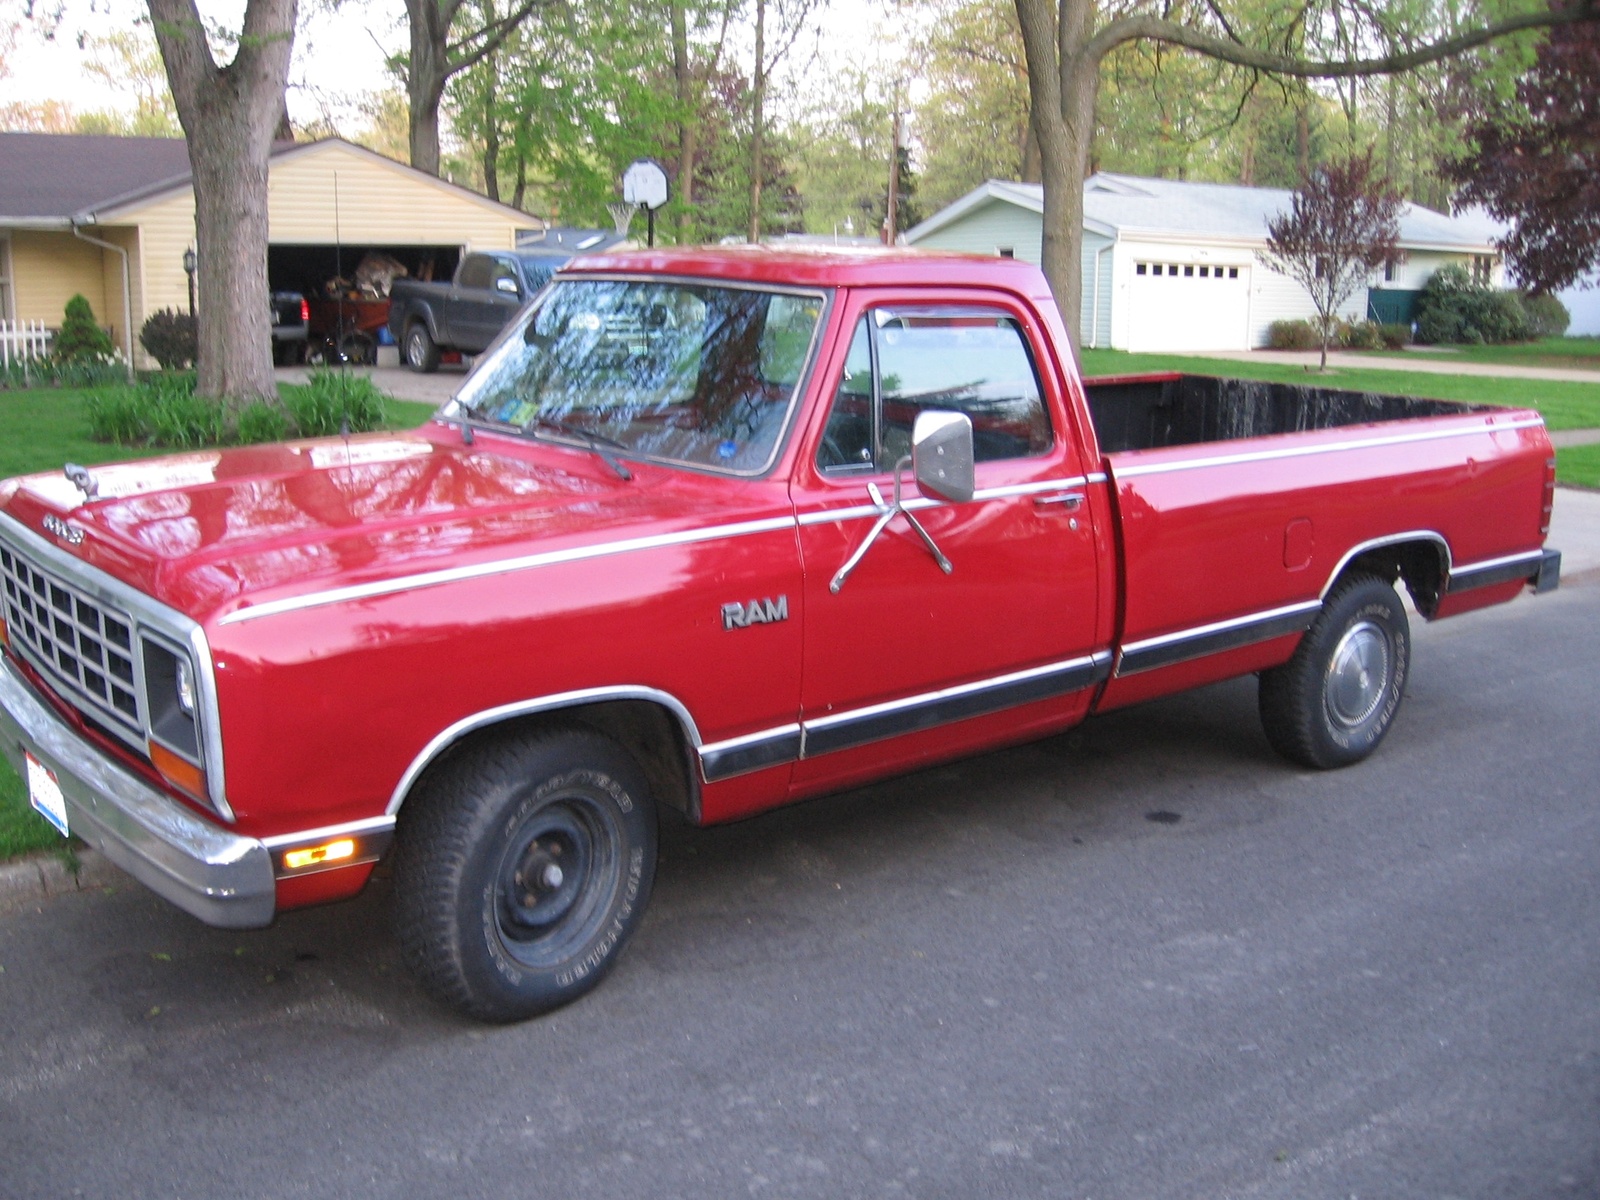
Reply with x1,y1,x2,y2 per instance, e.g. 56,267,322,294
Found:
0,429,736,622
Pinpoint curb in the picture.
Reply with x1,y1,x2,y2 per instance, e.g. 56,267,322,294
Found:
0,847,123,913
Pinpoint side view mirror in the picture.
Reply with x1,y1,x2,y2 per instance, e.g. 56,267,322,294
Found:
912,410,974,504
495,276,521,297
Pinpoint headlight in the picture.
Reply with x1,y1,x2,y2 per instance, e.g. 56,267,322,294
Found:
175,656,195,716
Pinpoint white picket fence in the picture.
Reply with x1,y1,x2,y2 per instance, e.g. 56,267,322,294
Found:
0,318,52,370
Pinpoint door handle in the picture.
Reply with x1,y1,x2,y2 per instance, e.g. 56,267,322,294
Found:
1033,492,1084,512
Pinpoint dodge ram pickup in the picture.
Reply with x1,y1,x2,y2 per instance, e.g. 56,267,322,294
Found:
0,248,1561,1021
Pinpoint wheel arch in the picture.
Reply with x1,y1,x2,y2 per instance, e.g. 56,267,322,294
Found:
387,688,704,823
1321,531,1450,619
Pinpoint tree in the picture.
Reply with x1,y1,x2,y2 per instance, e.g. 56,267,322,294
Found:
746,0,823,242
1451,16,1600,294
400,0,544,175
1010,0,1597,356
149,0,296,407
1260,151,1402,370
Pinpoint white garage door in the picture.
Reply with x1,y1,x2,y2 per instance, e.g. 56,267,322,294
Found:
1125,260,1251,352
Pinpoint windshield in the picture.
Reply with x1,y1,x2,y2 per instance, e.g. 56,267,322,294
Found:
450,278,827,474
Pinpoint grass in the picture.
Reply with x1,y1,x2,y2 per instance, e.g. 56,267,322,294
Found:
1360,337,1600,372
1556,443,1600,490
0,383,434,865
1078,348,1600,432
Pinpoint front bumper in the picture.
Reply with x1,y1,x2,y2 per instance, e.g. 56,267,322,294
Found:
0,654,276,928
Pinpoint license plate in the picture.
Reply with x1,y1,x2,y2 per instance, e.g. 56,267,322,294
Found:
25,751,69,838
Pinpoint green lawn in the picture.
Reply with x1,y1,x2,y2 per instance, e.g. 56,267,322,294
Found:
1556,443,1600,490
0,385,434,863
1358,337,1600,373
1078,349,1600,432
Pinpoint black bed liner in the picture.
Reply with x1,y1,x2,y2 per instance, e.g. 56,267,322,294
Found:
1082,372,1493,455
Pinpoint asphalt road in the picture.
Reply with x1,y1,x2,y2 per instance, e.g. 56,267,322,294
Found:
1,580,1596,1199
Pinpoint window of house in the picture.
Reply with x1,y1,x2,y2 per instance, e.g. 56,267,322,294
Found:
1473,255,1495,284
1384,260,1397,283
1136,262,1147,275
818,307,1053,473
1228,267,1239,278
997,247,1015,259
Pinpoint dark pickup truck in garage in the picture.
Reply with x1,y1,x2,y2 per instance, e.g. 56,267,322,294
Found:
387,251,564,372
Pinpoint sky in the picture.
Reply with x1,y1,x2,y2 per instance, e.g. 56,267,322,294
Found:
0,0,915,133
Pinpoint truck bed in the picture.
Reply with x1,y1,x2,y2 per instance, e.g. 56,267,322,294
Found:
1083,372,1492,454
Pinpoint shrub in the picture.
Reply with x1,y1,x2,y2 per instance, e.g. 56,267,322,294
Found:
53,294,115,361
84,388,151,445
1520,292,1571,339
1267,319,1320,350
1377,323,1411,350
84,373,226,448
139,308,198,370
1415,265,1531,345
237,402,291,444
284,368,388,437
1339,320,1385,351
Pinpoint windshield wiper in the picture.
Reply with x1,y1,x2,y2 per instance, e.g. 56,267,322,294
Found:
522,414,634,481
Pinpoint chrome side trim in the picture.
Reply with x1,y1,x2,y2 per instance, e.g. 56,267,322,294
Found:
1319,531,1451,600
0,512,232,821
1447,548,1546,593
801,651,1112,758
0,654,273,928
795,475,1094,527
259,814,397,849
385,686,706,815
261,815,397,879
219,515,798,626
700,723,803,783
1115,600,1322,677
1109,417,1546,480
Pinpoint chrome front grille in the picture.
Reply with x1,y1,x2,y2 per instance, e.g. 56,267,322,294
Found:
0,540,145,751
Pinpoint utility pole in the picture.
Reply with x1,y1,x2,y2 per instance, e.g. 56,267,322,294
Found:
885,89,903,245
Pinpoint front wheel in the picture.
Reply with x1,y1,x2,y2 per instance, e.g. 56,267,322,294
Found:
393,727,657,1022
1259,573,1410,769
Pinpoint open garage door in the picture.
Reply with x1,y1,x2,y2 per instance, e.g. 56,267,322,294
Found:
1125,259,1251,353
268,243,462,365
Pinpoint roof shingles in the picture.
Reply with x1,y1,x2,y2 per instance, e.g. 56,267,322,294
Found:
0,132,194,221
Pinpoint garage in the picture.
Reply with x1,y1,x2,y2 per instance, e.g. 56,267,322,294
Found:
1124,258,1252,353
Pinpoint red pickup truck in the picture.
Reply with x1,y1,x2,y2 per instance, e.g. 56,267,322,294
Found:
0,248,1560,1021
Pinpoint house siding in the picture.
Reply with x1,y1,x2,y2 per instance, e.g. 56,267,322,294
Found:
1079,231,1114,348
8,230,111,336
908,201,1044,264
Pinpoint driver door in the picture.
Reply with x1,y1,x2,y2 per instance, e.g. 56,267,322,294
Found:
789,290,1106,795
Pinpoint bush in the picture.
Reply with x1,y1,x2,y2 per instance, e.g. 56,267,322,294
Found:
85,373,225,448
237,402,290,444
2,351,125,391
1376,323,1411,349
1268,319,1320,350
139,308,198,370
284,368,387,437
1520,292,1571,339
84,388,150,445
53,294,115,362
1415,265,1531,345
1339,320,1385,351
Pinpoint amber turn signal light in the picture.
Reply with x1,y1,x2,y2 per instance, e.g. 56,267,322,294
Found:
148,741,206,801
283,839,356,871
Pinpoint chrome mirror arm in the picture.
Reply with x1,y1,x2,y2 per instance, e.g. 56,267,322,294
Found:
829,458,954,594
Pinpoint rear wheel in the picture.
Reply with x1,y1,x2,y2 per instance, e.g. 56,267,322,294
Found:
393,727,657,1022
404,322,440,373
1259,573,1410,769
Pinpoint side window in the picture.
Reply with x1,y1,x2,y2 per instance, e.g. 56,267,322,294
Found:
818,319,874,470
818,306,1052,473
457,255,492,289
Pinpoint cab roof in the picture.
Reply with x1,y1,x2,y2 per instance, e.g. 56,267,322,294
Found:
559,244,1050,291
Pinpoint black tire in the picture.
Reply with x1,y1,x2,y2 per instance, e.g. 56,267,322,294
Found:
404,321,440,373
392,727,657,1022
1259,573,1410,770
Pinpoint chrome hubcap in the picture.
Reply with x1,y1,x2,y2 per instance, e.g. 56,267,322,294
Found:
1325,620,1390,729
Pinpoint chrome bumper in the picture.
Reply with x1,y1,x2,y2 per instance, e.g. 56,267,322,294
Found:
0,654,276,928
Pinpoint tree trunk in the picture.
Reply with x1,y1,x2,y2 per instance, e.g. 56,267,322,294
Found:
671,0,699,244
407,1,449,177
148,0,295,408
482,50,500,201
747,0,766,244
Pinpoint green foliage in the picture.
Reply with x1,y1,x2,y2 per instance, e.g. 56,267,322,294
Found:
83,387,152,445
282,368,388,437
138,308,198,370
1376,323,1411,350
1555,442,1600,490
86,373,222,448
1415,265,1530,345
1267,320,1319,350
1,353,124,391
0,756,76,862
1520,293,1571,339
236,402,291,444
1339,320,1386,351
53,295,116,362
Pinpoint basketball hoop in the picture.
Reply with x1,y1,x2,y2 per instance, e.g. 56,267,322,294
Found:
607,202,640,238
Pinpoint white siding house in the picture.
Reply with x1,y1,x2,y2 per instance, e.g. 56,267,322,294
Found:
903,174,1505,352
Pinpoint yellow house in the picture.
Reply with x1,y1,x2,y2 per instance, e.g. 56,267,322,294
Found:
0,133,542,368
